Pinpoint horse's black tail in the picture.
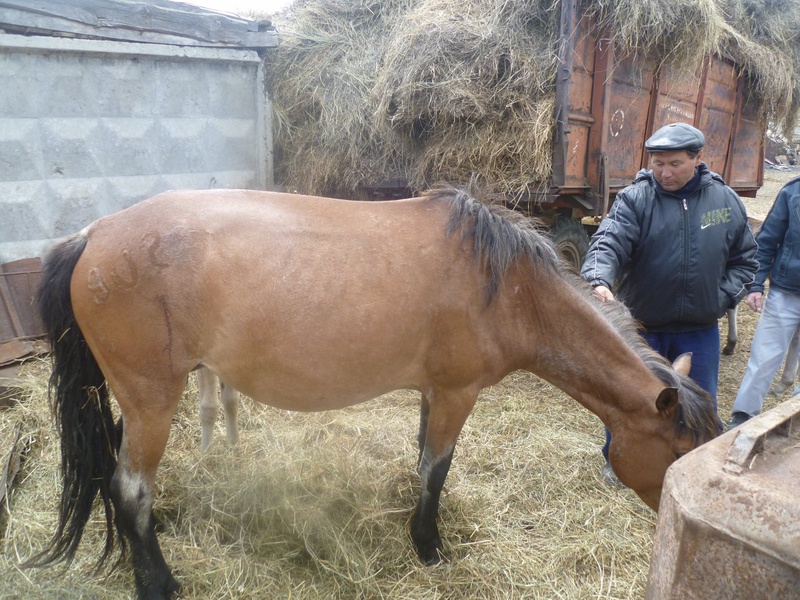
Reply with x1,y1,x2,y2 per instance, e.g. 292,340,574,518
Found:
24,232,124,570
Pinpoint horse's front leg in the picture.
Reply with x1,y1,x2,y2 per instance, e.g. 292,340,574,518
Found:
111,407,181,599
417,392,430,466
411,387,477,565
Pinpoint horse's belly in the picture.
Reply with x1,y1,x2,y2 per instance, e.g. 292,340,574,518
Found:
247,387,410,412
204,309,439,411
229,367,421,412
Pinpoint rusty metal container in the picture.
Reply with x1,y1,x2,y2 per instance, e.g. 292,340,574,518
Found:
646,394,800,599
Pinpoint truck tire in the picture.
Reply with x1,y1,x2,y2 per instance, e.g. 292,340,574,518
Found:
551,218,590,271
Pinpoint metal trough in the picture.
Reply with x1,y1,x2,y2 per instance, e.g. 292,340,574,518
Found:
646,394,800,599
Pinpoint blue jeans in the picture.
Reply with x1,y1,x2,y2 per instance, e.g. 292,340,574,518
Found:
732,288,800,417
602,325,720,461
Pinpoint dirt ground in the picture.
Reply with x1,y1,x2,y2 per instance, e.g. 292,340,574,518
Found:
717,165,800,421
740,165,800,221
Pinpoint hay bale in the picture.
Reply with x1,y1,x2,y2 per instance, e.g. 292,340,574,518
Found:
585,0,724,73
715,0,800,133
372,0,560,194
266,0,416,197
266,0,800,199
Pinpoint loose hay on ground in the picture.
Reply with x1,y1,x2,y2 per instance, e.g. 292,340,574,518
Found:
4,364,656,598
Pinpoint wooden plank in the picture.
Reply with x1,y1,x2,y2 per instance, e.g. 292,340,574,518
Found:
584,16,611,214
0,363,23,408
562,11,596,192
0,258,43,347
728,97,765,190
0,0,277,49
0,275,24,341
1,258,43,339
652,69,700,129
0,340,37,367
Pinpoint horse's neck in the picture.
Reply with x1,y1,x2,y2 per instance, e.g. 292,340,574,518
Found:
502,273,664,423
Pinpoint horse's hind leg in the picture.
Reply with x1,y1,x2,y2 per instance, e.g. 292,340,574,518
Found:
197,367,220,452
773,326,800,395
411,387,477,565
722,307,738,355
110,379,184,599
219,381,240,447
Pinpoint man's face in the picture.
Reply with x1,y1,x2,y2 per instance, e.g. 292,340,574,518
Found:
649,150,702,192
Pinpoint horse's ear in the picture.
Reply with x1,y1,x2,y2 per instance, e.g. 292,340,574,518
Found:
672,352,692,376
656,388,680,414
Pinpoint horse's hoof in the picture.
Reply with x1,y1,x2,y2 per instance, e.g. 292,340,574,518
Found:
414,541,445,566
136,575,181,600
722,344,735,356
166,576,182,598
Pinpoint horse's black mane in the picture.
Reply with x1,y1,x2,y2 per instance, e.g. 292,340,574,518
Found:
428,186,561,301
428,186,722,444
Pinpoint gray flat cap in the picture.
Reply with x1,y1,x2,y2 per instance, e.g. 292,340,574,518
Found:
645,122,705,152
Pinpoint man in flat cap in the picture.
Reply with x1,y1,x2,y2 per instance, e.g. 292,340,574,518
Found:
580,122,758,484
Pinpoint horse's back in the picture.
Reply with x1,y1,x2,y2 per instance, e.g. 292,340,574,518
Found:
69,190,492,409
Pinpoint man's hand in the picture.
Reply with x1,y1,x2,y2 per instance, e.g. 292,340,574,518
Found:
592,285,615,303
745,291,764,313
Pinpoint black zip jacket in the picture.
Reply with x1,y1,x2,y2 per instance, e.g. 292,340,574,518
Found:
581,164,758,332
750,176,800,295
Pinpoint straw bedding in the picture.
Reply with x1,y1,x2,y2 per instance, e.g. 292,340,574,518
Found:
0,363,657,599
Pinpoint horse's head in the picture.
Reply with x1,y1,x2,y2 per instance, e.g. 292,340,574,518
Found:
608,354,723,510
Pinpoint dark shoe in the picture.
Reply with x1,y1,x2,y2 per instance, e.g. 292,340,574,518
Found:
727,411,752,431
602,461,624,488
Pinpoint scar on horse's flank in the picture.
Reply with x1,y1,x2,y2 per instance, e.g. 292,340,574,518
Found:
145,226,195,271
157,294,174,360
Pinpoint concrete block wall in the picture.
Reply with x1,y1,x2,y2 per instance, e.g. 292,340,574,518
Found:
0,33,272,262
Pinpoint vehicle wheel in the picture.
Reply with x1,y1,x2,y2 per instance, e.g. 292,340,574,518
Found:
551,218,590,272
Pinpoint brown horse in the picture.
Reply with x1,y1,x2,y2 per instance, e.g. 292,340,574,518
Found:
28,187,721,599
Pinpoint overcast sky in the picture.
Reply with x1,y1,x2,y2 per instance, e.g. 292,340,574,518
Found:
178,0,293,17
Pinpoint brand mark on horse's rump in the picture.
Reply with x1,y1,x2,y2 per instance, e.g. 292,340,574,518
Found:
110,249,139,291
87,267,109,304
